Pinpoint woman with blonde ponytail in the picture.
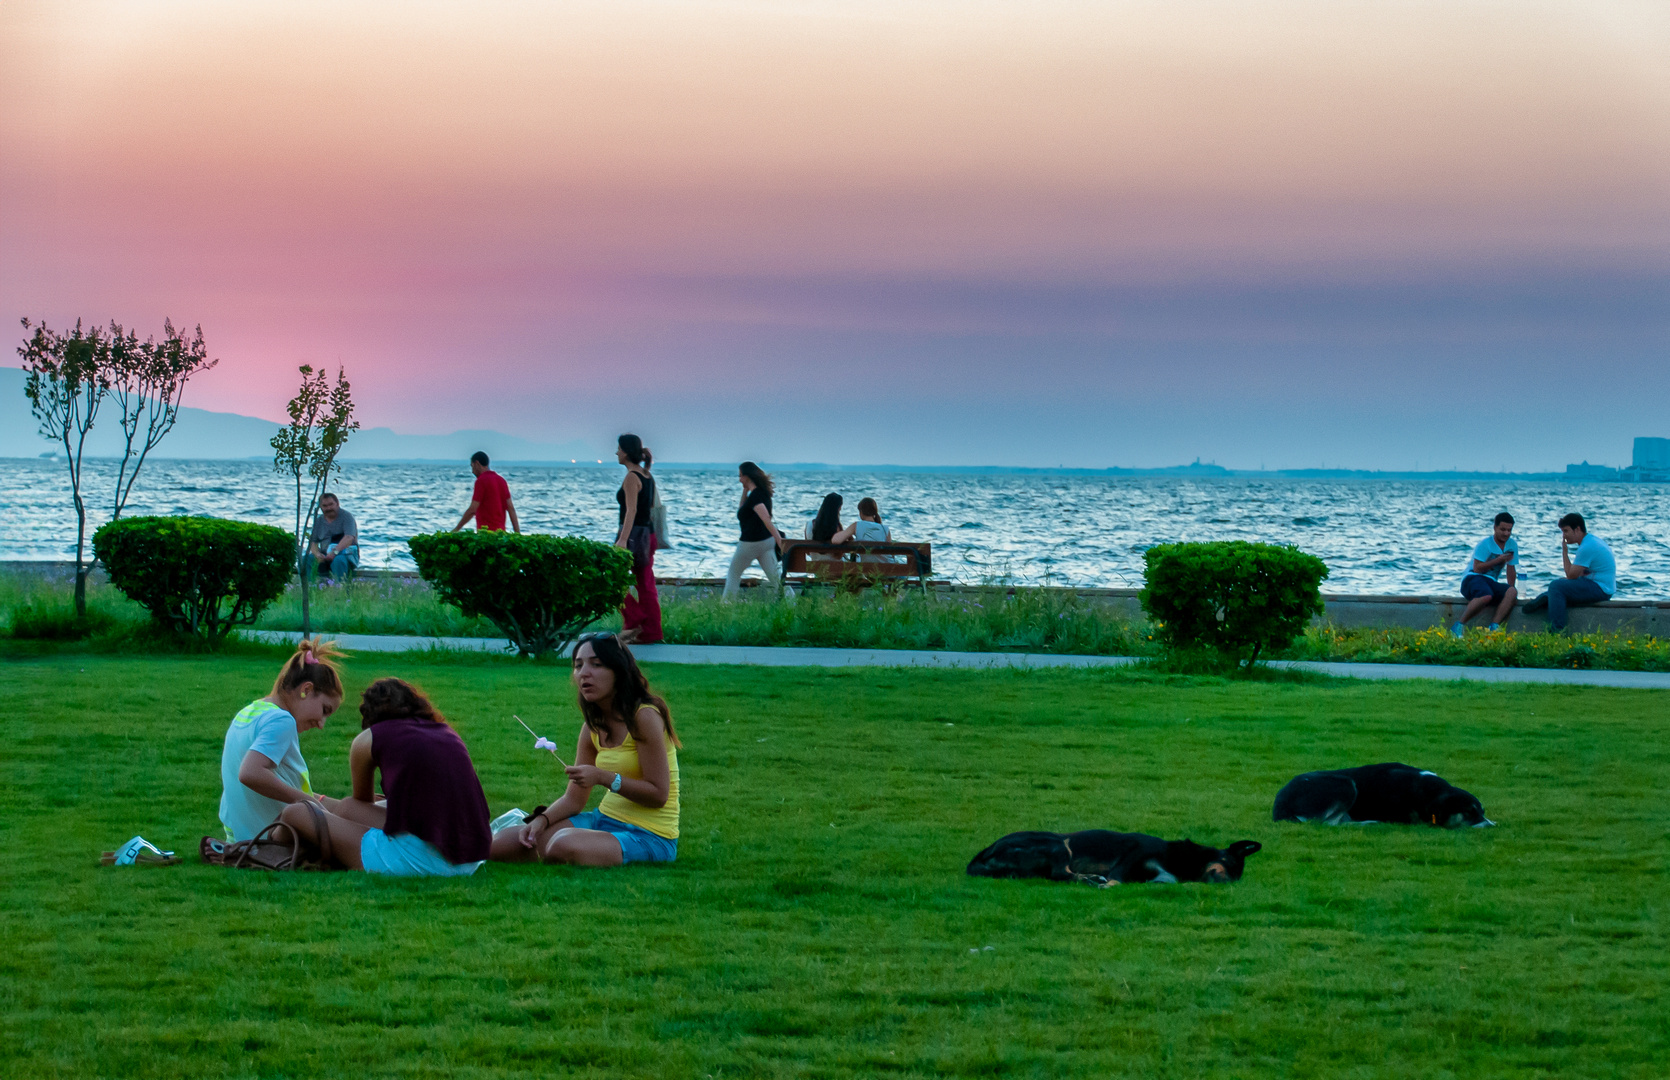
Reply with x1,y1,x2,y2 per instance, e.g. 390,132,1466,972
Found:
216,639,348,842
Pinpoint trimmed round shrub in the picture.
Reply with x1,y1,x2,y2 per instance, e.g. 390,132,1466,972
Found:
93,516,294,640
1140,541,1329,668
408,531,633,657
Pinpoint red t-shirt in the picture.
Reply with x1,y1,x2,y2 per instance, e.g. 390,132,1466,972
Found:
471,470,512,531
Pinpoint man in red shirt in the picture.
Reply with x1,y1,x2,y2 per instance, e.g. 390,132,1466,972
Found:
453,451,520,533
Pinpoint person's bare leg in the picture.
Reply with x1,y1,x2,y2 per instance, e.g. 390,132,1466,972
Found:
541,827,624,867
1492,586,1517,626
488,815,573,863
278,802,370,870
1458,596,1492,626
319,796,386,830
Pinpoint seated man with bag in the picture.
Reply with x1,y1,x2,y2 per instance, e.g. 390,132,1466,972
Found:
308,492,359,583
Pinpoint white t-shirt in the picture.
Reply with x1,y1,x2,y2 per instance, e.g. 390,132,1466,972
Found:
1572,534,1617,595
851,520,890,542
1463,536,1517,585
219,699,312,841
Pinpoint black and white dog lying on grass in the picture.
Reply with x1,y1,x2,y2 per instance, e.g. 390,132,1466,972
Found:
1272,762,1494,828
967,830,1262,886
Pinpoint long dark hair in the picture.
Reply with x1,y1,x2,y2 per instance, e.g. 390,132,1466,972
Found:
811,492,843,542
618,433,653,468
359,677,447,728
573,633,681,747
739,461,772,497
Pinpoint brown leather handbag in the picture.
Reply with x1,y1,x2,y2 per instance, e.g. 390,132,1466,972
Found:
200,800,335,871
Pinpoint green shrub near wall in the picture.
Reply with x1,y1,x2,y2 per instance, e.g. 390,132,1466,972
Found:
1141,541,1328,668
408,531,633,657
92,516,294,640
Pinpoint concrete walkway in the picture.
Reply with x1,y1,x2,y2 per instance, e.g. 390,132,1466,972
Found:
242,630,1670,689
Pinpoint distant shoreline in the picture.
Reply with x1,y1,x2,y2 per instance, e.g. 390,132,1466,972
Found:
3,455,1655,483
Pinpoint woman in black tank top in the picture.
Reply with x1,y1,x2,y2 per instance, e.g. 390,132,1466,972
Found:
614,434,663,644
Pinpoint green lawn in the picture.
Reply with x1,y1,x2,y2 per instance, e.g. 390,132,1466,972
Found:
1,654,1666,1078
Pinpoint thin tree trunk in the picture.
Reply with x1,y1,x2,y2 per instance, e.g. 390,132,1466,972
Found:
300,546,312,638
73,487,88,618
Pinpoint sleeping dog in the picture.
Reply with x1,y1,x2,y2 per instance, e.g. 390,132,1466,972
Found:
967,830,1262,886
1272,762,1494,827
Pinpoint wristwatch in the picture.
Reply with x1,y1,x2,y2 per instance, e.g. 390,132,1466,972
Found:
609,772,624,793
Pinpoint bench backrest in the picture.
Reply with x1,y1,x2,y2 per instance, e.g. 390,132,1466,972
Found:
780,541,932,579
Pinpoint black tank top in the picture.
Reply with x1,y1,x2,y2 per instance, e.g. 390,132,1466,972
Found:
616,469,655,528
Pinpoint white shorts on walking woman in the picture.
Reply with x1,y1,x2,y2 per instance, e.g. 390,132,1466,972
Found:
724,537,788,597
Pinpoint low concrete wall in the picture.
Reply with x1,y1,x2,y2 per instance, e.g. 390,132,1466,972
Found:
6,562,1663,635
653,577,1669,635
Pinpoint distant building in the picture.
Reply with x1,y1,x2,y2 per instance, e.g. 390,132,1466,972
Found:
1623,437,1670,483
1564,461,1618,480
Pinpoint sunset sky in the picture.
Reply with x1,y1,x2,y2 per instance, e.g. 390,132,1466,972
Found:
3,1,1667,468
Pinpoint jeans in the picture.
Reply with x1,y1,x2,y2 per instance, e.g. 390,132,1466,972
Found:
308,545,359,581
723,538,790,599
1544,576,1609,630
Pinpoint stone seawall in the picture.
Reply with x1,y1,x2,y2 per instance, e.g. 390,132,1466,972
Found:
654,578,1669,635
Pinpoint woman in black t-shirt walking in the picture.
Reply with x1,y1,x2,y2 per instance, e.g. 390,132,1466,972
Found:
614,434,662,643
722,461,790,599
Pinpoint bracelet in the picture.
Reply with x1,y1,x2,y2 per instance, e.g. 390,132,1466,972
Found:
528,812,549,830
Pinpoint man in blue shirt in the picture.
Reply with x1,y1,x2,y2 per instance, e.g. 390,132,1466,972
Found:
1452,512,1518,636
1521,513,1617,631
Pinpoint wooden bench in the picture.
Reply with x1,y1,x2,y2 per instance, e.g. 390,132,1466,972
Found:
778,541,932,594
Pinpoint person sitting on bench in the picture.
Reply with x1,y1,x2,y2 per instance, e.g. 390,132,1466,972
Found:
834,497,898,563
307,493,359,583
1521,513,1616,631
1452,512,1518,636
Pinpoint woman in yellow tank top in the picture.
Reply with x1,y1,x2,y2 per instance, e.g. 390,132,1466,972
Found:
489,633,681,866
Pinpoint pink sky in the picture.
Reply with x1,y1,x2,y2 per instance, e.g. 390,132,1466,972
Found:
3,1,1668,467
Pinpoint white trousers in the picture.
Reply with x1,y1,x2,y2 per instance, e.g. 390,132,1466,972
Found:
723,539,790,599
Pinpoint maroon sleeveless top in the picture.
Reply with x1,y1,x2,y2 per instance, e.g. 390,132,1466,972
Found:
371,717,492,864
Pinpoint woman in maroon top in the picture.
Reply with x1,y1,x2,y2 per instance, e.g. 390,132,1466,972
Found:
279,678,492,875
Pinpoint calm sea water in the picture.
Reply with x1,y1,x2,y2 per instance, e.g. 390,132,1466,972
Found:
2,458,1666,595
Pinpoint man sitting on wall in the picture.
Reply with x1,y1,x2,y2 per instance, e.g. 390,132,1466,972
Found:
1521,513,1616,631
1452,512,1518,636
308,492,360,584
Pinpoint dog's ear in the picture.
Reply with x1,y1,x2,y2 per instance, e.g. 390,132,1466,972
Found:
1229,840,1262,858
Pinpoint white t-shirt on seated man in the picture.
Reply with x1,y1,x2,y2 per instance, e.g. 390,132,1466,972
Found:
1570,533,1617,595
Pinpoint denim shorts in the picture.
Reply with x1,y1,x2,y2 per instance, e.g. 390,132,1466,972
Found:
1460,574,1511,602
568,810,678,864
360,829,484,877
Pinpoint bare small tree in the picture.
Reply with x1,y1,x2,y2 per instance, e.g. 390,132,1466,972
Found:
107,319,217,522
271,364,359,637
19,318,111,617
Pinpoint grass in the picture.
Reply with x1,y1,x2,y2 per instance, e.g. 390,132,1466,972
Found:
2,651,1667,1077
8,566,1670,672
660,588,1150,655
251,576,499,638
1290,624,1670,672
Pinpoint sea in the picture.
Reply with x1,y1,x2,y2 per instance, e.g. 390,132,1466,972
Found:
2,458,1667,596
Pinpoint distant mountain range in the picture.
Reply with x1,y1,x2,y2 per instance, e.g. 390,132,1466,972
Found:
0,368,599,463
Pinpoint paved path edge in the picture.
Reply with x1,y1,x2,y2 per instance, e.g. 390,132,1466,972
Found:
240,630,1670,689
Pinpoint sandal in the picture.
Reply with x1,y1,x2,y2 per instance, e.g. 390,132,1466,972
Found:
200,801,336,871
101,836,181,866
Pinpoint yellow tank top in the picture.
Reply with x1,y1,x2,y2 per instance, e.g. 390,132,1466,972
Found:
592,725,680,839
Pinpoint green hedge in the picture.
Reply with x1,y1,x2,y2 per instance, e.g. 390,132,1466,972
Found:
1140,541,1328,668
408,531,633,657
92,516,293,640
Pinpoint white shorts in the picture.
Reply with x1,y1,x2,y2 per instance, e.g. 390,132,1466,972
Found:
360,829,483,877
